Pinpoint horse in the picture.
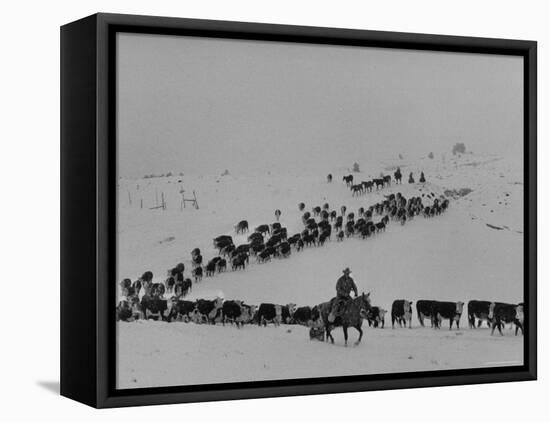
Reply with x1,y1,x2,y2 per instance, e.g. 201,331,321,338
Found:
318,292,372,346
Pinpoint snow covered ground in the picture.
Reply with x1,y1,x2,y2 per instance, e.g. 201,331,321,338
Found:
116,152,524,389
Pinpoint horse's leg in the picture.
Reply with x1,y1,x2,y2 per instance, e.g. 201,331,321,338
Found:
354,324,363,346
343,325,348,347
326,325,334,344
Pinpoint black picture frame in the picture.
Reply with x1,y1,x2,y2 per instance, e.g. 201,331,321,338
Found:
60,12,537,408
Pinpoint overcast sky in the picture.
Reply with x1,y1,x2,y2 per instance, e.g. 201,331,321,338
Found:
117,33,523,178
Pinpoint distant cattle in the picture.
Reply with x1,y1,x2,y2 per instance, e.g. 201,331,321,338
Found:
343,175,354,186
174,278,192,297
205,261,217,276
164,276,175,294
232,255,247,271
213,235,233,247
255,224,270,236
375,221,386,232
351,184,363,196
217,258,227,272
362,180,374,192
373,178,384,190
327,174,333,183
192,254,203,267
234,220,249,234
191,248,201,258
192,266,203,282
392,300,413,329
431,301,464,330
257,249,272,263
274,209,282,221
467,300,492,329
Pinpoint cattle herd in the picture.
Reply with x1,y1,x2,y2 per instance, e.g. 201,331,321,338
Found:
116,170,524,342
343,168,426,197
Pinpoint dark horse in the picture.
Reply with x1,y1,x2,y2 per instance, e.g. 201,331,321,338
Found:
318,292,372,346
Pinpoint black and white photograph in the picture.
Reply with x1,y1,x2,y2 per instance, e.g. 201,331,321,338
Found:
115,31,527,389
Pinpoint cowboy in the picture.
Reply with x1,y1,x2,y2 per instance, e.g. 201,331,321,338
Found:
328,268,358,322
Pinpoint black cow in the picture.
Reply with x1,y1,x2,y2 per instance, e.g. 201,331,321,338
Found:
298,202,306,211
248,232,264,243
257,303,296,326
141,295,168,320
366,306,387,328
174,278,192,297
149,283,165,298
191,248,201,258
278,242,291,257
213,235,233,247
116,300,133,322
232,255,247,271
375,221,386,232
234,220,249,234
362,180,374,192
432,301,464,330
192,266,203,282
205,261,217,276
168,298,195,322
194,298,223,324
292,306,314,326
416,300,437,327
257,249,271,263
221,300,243,326
192,254,203,267
351,184,363,196
391,300,413,329
489,302,524,336
217,258,227,272
255,224,270,236
467,300,492,329
164,276,175,294
373,178,384,190
343,175,354,186
141,271,153,284
327,174,332,183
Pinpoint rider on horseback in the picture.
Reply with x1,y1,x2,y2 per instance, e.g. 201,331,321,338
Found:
328,268,358,323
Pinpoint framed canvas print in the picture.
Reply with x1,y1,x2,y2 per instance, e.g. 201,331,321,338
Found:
60,13,537,408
